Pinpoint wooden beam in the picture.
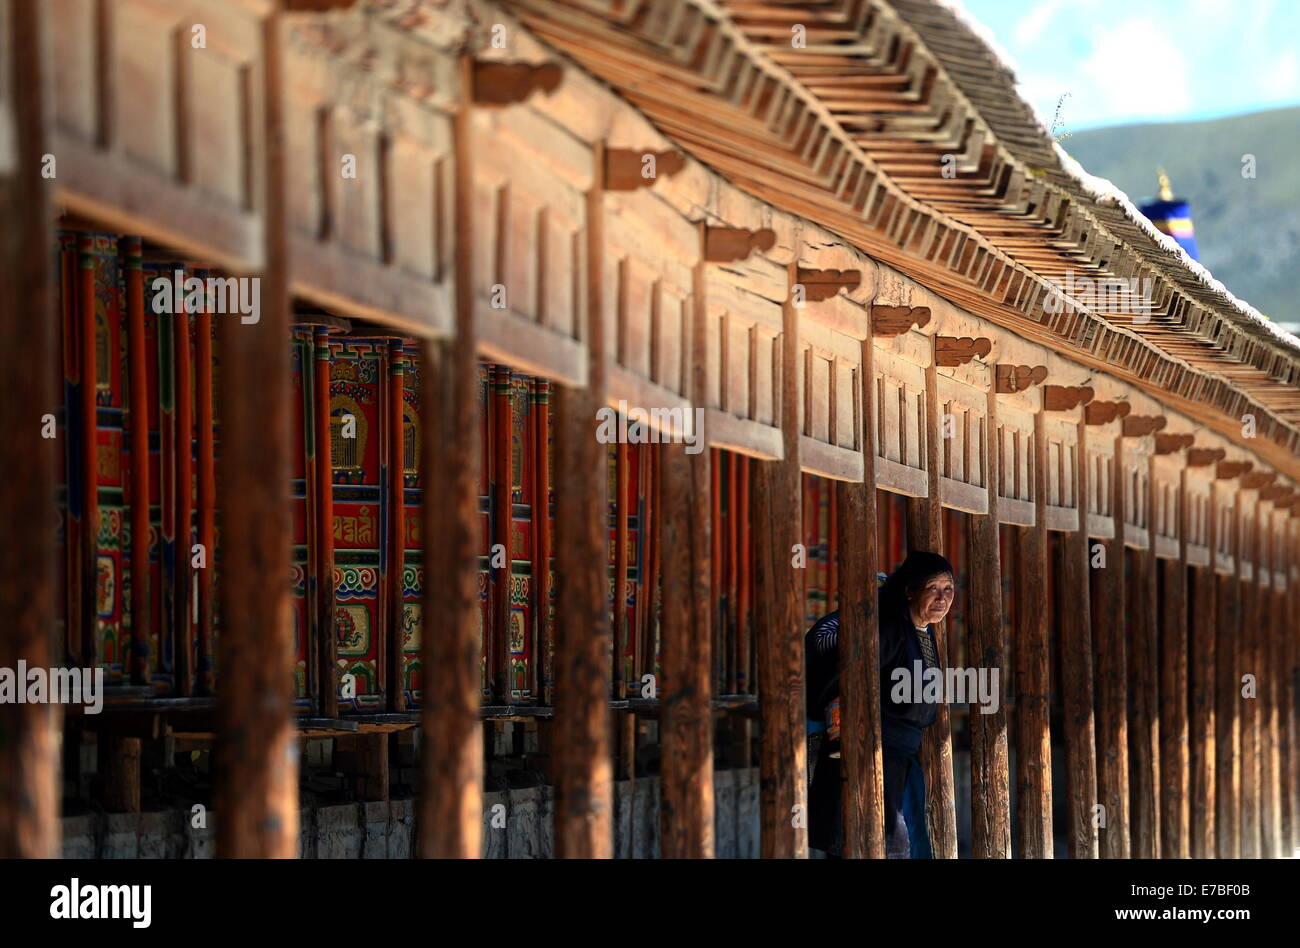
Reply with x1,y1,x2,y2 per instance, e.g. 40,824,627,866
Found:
837,329,885,859
0,0,59,857
214,2,298,858
907,358,957,858
794,267,861,302
1083,400,1130,426
1014,405,1053,858
934,336,992,367
1060,415,1099,858
1122,415,1167,438
1042,385,1094,411
552,139,613,858
870,304,930,337
1093,436,1129,858
754,261,806,858
471,61,563,106
994,364,1047,394
969,380,1011,857
603,148,685,191
659,236,715,858
703,226,775,263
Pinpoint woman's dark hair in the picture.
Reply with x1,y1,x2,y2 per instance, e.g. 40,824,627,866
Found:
879,550,954,625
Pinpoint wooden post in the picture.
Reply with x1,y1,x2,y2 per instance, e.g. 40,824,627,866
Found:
101,736,143,814
1093,434,1129,858
195,288,215,695
388,340,407,711
905,358,957,859
754,261,806,858
969,382,1010,857
1130,458,1163,857
419,54,482,859
77,234,99,669
1239,498,1261,858
1053,411,1098,858
1014,405,1053,858
1158,554,1190,858
1214,506,1240,858
214,3,298,858
1263,544,1283,858
124,237,153,686
837,330,885,859
314,328,337,717
174,296,193,696
1189,478,1217,859
0,0,61,857
552,139,612,858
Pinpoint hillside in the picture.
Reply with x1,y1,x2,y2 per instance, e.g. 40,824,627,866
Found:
1062,106,1300,331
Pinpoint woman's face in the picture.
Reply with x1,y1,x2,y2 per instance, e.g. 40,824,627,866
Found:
907,572,955,626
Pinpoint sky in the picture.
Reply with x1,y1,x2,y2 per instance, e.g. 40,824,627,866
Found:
959,0,1300,132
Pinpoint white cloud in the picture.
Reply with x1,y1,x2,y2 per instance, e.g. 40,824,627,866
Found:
1260,49,1299,100
1081,19,1191,119
1013,0,1068,45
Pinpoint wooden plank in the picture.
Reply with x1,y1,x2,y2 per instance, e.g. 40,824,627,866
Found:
0,0,60,856
552,139,612,858
969,383,1010,857
1014,405,1053,857
1059,415,1098,858
837,331,885,859
754,263,806,858
1093,435,1129,858
214,2,298,858
907,359,957,859
419,54,482,859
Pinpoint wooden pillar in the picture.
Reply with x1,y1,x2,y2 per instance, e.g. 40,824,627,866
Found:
1263,545,1283,858
905,357,956,859
387,340,407,711
1188,477,1217,859
101,736,143,813
1239,497,1261,858
1158,551,1190,858
1059,415,1098,858
1093,435,1129,858
314,328,337,717
124,238,152,685
754,261,806,859
195,290,215,695
1014,406,1053,857
419,55,482,859
837,330,884,859
552,139,612,858
1214,551,1240,854
658,234,715,858
214,2,297,858
969,382,1010,857
0,0,60,857
1288,518,1300,856
76,234,99,669
1130,458,1163,857
174,296,193,696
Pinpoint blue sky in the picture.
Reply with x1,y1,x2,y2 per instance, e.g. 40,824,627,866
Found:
960,0,1300,131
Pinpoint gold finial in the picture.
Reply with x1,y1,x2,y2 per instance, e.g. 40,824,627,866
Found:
1156,167,1173,202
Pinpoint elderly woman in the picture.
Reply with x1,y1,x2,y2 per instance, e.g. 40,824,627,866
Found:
805,550,956,858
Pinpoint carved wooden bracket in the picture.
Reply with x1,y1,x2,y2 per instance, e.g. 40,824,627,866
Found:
1260,485,1294,504
935,336,992,367
1154,433,1195,455
604,149,686,190
1241,471,1277,491
1043,385,1095,411
1084,400,1132,425
1187,447,1225,466
871,305,931,336
1215,460,1253,480
704,226,776,263
994,364,1047,394
1122,415,1167,437
793,268,861,302
472,61,564,106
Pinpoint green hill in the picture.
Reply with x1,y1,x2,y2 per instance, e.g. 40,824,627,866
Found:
1061,106,1300,331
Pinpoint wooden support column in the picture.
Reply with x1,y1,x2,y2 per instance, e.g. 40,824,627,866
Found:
1288,518,1300,855
76,234,99,669
552,139,612,858
969,379,1010,857
175,297,193,696
658,230,715,858
0,0,60,857
1130,456,1163,857
1189,475,1217,859
314,328,337,717
1094,430,1130,859
101,736,143,813
837,328,884,859
754,260,807,859
1262,532,1283,858
1214,491,1241,858
196,289,215,695
1059,403,1098,858
420,54,483,859
1015,402,1053,857
1158,475,1190,859
906,356,956,858
124,238,152,685
214,2,297,858
1238,495,1261,859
